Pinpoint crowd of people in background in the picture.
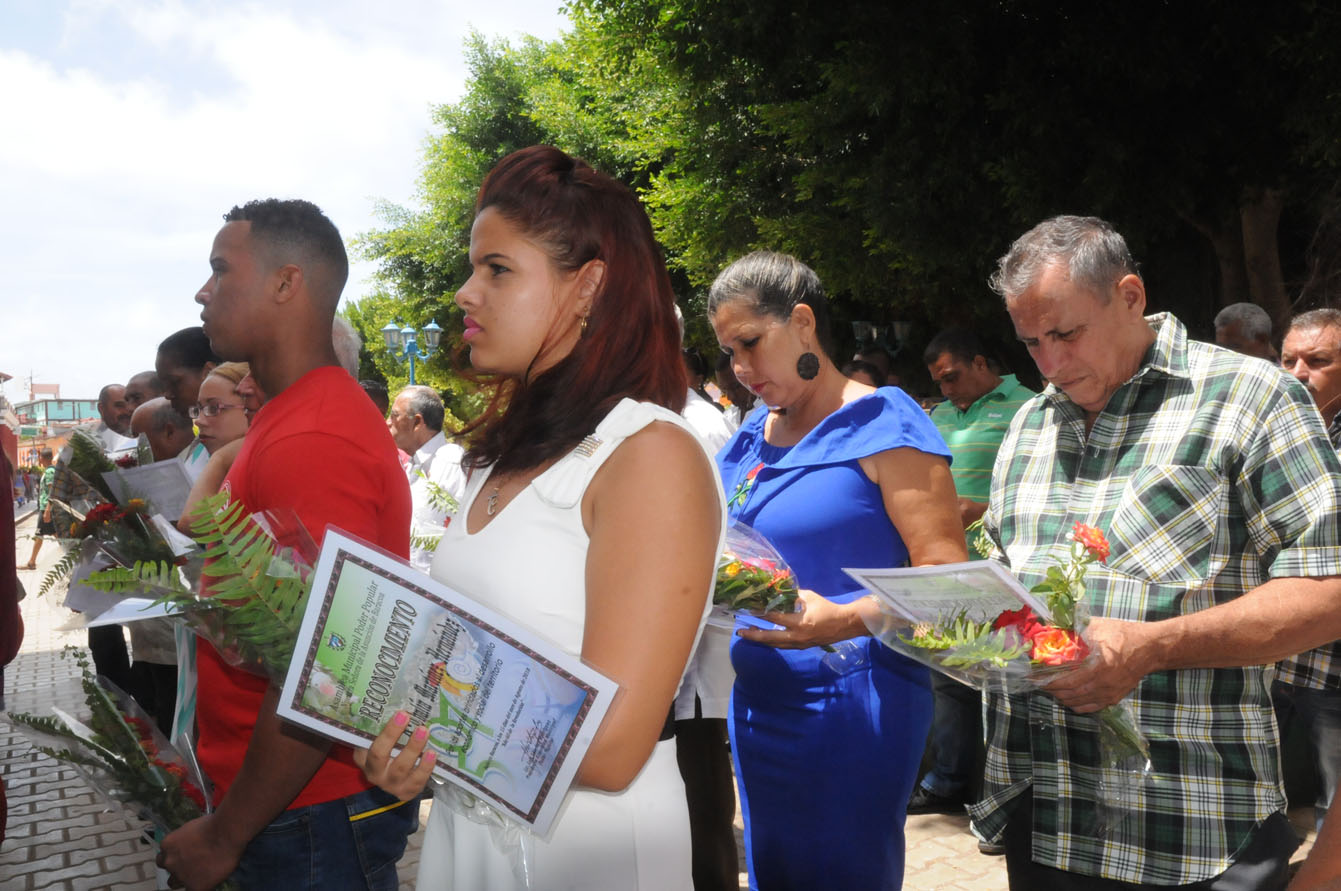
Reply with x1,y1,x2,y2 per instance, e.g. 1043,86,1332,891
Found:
5,147,1341,891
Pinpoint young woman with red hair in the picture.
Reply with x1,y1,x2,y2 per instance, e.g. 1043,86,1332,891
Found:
357,146,725,889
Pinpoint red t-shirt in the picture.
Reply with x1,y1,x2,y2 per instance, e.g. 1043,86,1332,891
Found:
196,366,411,808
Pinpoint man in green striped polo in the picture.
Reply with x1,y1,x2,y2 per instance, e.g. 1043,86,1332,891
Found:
925,329,1035,536
907,328,1033,843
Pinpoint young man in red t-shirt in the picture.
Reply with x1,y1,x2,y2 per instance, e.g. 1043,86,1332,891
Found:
159,199,415,890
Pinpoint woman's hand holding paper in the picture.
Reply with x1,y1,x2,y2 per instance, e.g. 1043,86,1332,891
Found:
354,710,437,802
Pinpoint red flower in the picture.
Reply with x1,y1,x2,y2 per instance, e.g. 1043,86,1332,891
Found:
114,454,139,468
993,605,1045,641
181,783,206,810
1070,523,1110,562
1030,627,1090,665
83,503,121,527
745,464,763,481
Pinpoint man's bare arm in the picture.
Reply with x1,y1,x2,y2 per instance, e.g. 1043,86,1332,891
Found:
1047,575,1341,713
159,686,332,889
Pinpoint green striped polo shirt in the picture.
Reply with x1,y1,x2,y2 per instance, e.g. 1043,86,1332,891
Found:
929,374,1035,506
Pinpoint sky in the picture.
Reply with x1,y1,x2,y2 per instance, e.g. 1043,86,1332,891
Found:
0,0,567,405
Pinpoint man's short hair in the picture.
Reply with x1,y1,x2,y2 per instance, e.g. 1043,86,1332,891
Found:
1215,302,1274,340
360,379,389,413
126,371,165,395
332,316,362,376
39,447,52,461
97,384,121,407
1287,307,1341,337
158,327,222,371
989,215,1138,302
399,385,444,433
223,199,349,309
923,327,986,367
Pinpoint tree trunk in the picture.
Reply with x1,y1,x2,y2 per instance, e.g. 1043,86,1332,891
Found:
1240,186,1288,330
1179,208,1250,308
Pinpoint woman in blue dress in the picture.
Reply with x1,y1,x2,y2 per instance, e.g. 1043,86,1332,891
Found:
709,252,968,889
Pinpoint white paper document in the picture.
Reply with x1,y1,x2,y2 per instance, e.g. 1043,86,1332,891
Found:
102,461,195,521
844,560,1052,625
277,529,619,837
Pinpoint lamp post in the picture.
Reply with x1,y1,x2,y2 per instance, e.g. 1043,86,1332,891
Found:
380,320,443,385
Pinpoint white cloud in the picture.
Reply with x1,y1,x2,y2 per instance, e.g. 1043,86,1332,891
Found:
0,0,566,402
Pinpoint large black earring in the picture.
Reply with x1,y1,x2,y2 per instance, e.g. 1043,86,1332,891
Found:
797,351,820,380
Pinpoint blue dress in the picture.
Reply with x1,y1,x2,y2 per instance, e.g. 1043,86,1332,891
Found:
717,388,948,890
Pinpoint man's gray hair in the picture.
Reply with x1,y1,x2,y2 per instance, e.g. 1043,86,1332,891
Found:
1287,307,1341,337
332,316,362,376
989,215,1138,302
1214,302,1273,340
145,399,190,434
399,385,444,433
97,384,120,408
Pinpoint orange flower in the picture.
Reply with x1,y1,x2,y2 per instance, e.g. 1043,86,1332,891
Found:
1070,523,1110,562
1030,627,1089,666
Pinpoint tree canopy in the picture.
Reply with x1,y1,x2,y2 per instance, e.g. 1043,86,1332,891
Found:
348,1,1341,398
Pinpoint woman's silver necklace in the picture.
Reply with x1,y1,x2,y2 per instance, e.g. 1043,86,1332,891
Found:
486,485,501,516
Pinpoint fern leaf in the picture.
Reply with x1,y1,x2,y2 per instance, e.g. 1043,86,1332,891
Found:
37,547,83,598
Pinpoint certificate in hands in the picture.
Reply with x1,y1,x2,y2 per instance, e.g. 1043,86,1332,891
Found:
844,560,1052,624
277,529,617,836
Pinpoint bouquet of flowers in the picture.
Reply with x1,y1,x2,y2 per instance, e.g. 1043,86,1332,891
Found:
7,648,226,884
710,522,800,622
865,523,1150,824
39,439,181,600
83,492,316,683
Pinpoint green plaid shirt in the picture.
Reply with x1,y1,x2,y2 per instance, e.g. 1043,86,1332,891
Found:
971,313,1341,884
1276,423,1341,691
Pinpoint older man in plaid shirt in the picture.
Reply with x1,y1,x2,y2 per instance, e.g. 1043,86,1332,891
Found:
1276,308,1341,836
971,215,1341,890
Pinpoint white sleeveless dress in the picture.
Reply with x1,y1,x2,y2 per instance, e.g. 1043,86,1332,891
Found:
416,399,727,891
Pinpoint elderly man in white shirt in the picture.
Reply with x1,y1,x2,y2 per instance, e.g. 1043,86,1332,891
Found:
387,385,467,573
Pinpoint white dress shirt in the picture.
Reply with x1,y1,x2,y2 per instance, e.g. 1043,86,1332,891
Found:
406,431,468,573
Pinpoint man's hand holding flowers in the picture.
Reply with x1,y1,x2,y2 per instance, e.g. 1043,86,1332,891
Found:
158,812,247,891
1040,617,1162,713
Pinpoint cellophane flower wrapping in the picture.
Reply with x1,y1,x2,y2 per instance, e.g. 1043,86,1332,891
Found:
83,493,316,685
40,457,182,601
709,522,801,627
861,523,1150,833
7,649,214,835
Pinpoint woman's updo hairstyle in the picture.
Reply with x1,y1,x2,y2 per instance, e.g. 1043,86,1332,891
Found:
707,251,833,356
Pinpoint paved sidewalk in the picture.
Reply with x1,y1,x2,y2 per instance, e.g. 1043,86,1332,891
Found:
0,515,1318,889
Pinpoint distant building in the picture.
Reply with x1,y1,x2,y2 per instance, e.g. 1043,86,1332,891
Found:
12,393,99,467
0,371,16,435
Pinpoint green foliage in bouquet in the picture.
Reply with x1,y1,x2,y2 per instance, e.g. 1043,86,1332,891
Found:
63,429,118,502
409,473,460,556
37,500,178,601
900,611,1031,669
8,648,208,832
85,493,311,678
37,546,84,598
421,472,460,515
964,518,994,560
713,557,798,614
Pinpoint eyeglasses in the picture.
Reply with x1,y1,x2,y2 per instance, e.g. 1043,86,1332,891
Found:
189,401,246,419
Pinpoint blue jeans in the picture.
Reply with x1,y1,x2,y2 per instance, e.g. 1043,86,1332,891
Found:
920,672,980,798
1272,681,1341,832
230,787,418,890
